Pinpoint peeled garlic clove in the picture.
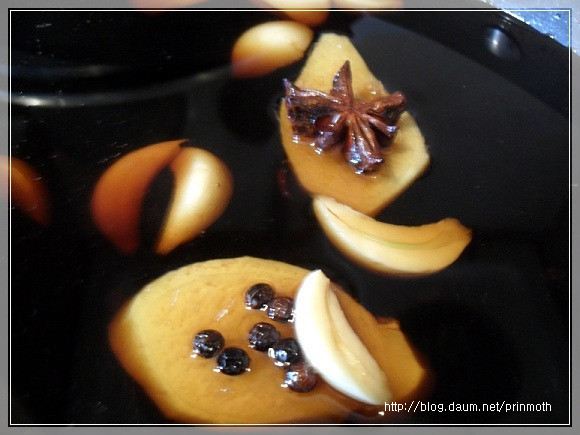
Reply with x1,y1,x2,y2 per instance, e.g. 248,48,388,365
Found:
251,0,330,26
1,156,51,225
313,195,472,276
91,140,184,254
294,269,392,405
275,10,329,27
231,21,313,78
155,147,233,255
332,0,403,8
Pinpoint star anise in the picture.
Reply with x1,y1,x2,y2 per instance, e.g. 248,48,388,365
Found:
283,60,406,173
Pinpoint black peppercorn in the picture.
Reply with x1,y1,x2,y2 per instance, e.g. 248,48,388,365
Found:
193,329,225,358
245,283,275,310
268,337,302,367
216,347,251,375
267,297,295,323
248,322,281,351
284,361,317,392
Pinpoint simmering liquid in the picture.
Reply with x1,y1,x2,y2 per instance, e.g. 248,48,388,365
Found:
11,11,568,424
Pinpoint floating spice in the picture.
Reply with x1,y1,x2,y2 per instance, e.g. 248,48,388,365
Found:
283,61,406,173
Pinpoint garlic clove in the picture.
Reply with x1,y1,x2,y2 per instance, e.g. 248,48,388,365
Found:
155,147,233,255
91,140,183,254
251,0,330,26
294,269,392,405
313,195,472,276
332,0,403,8
1,156,51,226
231,21,313,78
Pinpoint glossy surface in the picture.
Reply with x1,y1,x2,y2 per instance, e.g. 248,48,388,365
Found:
11,10,568,424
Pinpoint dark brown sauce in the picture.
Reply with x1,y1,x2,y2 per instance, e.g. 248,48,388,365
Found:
10,10,568,424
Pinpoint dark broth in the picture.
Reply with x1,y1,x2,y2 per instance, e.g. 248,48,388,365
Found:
11,10,568,424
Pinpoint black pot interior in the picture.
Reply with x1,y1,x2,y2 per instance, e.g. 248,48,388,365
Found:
10,8,569,424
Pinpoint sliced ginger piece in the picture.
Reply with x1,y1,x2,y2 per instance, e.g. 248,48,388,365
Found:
109,257,432,423
279,33,429,216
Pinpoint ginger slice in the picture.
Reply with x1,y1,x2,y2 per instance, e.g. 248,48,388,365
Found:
109,257,432,423
279,33,430,216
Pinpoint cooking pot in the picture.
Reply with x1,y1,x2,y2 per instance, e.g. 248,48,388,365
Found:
10,6,569,424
